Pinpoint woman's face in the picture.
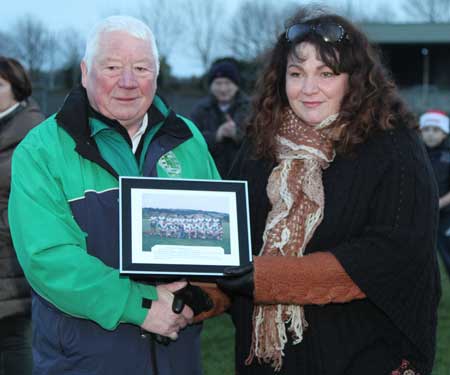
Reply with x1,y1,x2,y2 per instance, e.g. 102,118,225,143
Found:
285,42,349,126
0,76,17,112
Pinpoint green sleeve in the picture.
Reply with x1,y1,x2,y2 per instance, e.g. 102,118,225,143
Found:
180,115,222,181
207,151,222,180
8,140,157,330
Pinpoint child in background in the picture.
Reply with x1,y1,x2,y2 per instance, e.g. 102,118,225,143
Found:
420,109,450,278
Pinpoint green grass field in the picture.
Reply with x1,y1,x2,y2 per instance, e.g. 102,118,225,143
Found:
432,260,450,375
201,315,235,375
201,262,450,375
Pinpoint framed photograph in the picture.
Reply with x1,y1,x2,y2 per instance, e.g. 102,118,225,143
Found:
119,177,252,277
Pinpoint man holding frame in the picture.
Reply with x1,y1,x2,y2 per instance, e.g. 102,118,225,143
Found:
9,15,229,375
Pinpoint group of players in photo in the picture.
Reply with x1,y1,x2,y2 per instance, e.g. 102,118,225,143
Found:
145,213,225,241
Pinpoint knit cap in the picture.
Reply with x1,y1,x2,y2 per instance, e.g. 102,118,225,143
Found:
208,61,240,86
420,110,450,134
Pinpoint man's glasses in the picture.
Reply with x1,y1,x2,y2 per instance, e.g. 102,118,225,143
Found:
285,22,349,44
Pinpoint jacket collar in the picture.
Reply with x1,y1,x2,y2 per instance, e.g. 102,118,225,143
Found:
55,86,90,141
0,102,26,126
55,85,193,178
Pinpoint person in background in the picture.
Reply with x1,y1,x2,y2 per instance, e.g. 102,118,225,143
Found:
219,7,440,375
420,109,450,278
8,16,226,375
0,56,45,375
190,59,249,177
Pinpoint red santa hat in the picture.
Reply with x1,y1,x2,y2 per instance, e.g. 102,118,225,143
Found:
420,110,449,134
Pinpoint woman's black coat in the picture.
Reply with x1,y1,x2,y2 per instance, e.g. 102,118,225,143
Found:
227,126,441,375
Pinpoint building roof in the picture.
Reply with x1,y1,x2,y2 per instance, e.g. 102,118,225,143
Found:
359,23,450,44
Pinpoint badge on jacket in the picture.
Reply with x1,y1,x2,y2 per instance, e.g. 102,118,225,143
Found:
158,151,182,177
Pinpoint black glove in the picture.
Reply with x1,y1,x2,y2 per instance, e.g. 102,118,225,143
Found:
217,263,254,299
173,282,214,316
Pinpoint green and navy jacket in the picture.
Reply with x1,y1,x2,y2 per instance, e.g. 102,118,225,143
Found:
9,87,220,330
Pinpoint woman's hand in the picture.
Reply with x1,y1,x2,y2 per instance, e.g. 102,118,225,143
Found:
217,263,254,298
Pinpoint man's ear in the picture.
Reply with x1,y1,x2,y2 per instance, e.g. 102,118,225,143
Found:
80,60,88,88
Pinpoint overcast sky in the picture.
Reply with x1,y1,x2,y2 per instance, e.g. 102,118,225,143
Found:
3,0,405,77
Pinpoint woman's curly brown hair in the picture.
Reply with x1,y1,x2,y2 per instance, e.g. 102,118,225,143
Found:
247,7,417,159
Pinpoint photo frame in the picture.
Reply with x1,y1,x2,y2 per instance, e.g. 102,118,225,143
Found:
119,177,252,277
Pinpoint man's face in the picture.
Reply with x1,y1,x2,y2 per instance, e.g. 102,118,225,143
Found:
421,126,448,148
210,77,239,104
81,31,158,130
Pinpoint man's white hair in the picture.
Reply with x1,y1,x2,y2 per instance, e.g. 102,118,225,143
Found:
83,15,160,74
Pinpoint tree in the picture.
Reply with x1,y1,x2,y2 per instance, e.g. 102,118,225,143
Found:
0,31,16,57
403,0,450,23
362,2,398,22
11,15,53,80
333,0,397,22
337,0,360,21
58,27,85,87
184,0,225,70
225,1,288,61
137,0,185,59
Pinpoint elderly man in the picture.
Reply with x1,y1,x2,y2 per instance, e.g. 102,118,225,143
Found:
8,16,225,375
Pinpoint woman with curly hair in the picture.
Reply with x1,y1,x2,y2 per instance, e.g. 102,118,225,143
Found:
219,7,440,375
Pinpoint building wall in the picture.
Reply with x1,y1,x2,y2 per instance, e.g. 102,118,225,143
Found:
379,43,450,88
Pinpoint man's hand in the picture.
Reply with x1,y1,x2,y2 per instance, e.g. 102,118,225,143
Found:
140,281,194,340
216,116,237,142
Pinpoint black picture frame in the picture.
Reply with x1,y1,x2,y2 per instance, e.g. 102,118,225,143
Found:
119,177,252,277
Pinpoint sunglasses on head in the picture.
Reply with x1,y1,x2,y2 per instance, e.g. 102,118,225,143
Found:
285,22,349,44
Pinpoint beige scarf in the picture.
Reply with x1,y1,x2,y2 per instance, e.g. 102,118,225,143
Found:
247,108,336,371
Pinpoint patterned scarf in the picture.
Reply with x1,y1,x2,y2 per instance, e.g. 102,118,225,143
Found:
247,108,336,371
